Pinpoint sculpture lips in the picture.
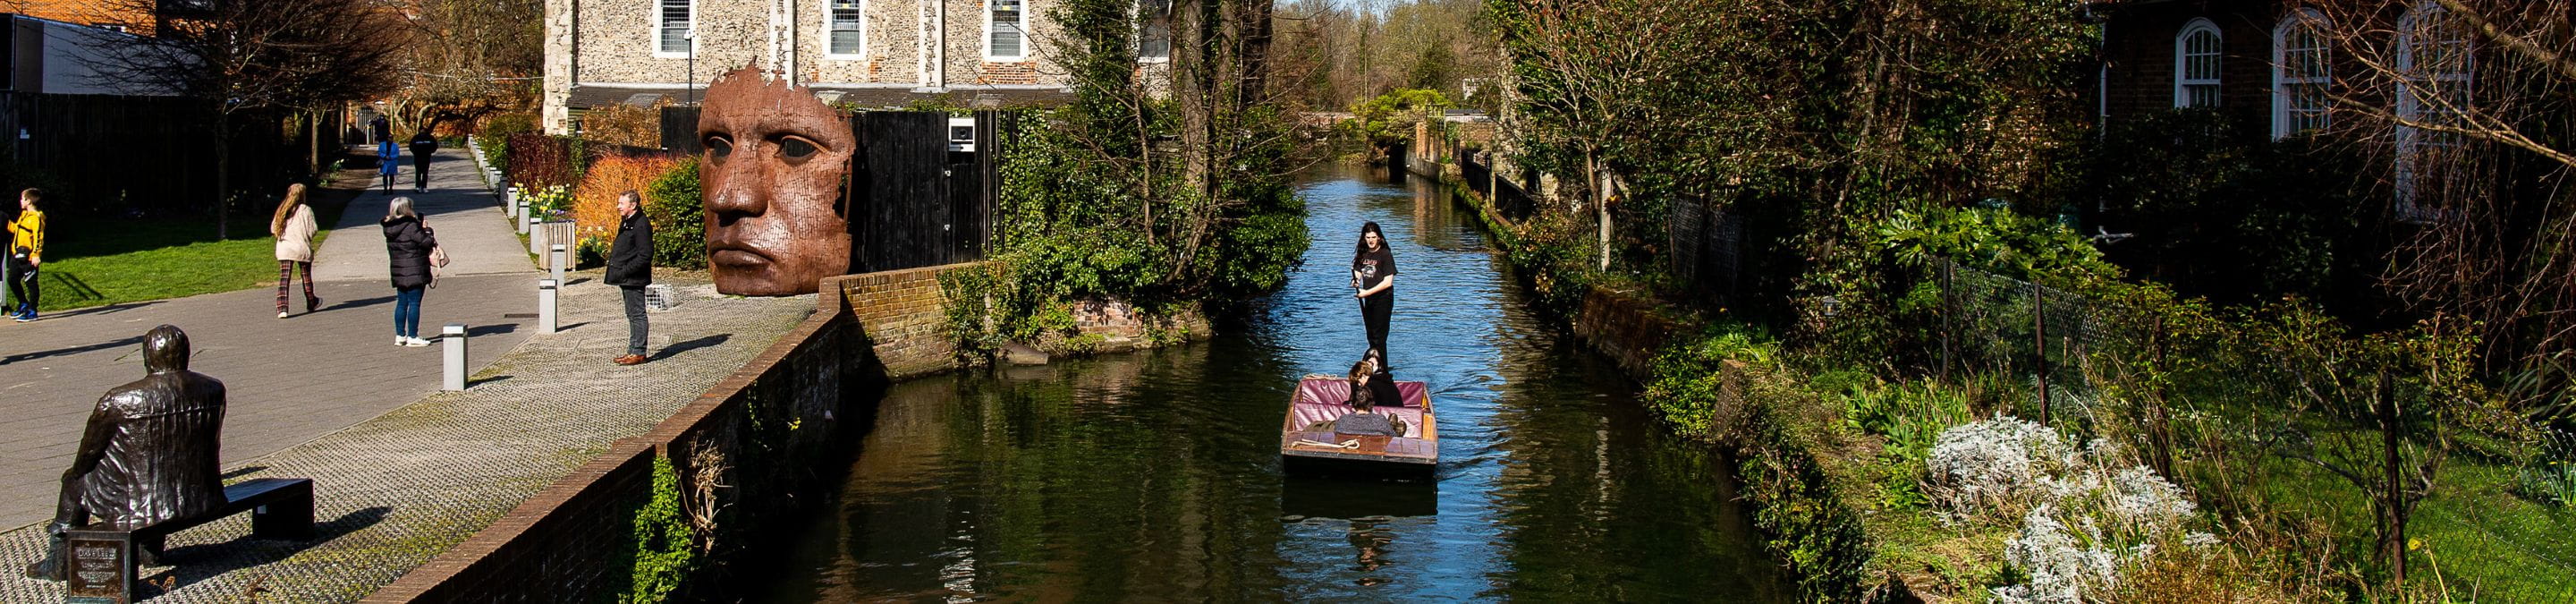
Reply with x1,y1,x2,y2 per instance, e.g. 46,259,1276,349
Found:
710,248,770,268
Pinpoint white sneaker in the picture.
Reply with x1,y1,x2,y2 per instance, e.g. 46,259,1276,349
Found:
278,311,289,319
395,336,409,346
411,336,436,346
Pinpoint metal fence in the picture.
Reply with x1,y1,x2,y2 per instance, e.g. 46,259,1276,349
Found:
1934,258,2576,582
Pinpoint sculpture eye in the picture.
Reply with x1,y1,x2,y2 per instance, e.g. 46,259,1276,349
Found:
776,136,818,162
705,136,733,162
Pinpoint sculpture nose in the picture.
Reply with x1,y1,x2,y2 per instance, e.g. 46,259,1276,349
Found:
707,149,772,218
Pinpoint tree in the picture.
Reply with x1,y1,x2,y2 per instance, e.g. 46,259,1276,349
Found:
385,0,545,132
87,0,402,238
2304,0,2576,392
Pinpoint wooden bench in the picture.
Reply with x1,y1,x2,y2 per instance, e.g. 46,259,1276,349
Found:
62,478,314,603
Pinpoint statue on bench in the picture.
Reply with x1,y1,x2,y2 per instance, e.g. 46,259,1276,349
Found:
24,325,226,581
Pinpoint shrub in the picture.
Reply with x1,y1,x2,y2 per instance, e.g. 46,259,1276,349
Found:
475,113,538,174
643,157,706,269
582,100,667,149
573,153,680,242
1926,416,2076,524
516,183,573,220
507,133,580,189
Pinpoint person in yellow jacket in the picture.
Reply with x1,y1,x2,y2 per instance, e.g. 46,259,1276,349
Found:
8,188,44,321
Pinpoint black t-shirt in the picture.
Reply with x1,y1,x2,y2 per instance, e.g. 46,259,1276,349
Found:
1352,247,1396,291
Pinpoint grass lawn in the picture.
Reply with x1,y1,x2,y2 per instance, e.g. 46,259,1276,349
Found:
2253,452,2576,601
18,185,353,313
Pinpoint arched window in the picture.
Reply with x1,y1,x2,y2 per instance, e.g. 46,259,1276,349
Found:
2395,0,2473,217
2174,19,2223,107
2272,9,2330,138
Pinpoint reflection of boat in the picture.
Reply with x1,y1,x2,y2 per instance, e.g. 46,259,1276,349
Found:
1281,476,1436,519
1280,377,1436,478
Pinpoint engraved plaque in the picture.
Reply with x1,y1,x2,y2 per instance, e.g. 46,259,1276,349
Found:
63,530,132,604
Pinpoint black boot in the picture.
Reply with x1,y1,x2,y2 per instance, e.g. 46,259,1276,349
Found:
21,523,68,581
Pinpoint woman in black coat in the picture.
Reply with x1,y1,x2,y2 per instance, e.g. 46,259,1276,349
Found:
382,197,438,346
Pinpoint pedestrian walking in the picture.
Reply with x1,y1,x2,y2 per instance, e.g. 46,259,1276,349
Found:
270,183,322,318
381,197,443,346
368,114,390,144
7,188,45,322
407,129,438,192
607,190,656,365
377,138,400,193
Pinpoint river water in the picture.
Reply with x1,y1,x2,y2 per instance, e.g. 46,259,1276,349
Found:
754,166,1788,601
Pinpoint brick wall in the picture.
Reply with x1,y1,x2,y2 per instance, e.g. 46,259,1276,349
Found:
2100,1,2294,129
369,275,870,601
1571,285,1691,380
835,261,980,380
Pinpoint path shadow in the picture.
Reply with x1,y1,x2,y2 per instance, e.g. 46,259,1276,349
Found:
651,334,731,362
2,335,143,365
146,506,393,593
217,466,269,480
464,324,520,338
471,374,513,387
42,300,163,320
550,321,589,332
323,295,394,312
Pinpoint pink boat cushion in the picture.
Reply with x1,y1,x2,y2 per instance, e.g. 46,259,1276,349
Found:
1292,378,1427,438
1295,378,1425,408
1290,402,1425,438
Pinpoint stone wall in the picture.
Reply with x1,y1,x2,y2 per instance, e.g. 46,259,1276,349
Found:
1570,285,1688,380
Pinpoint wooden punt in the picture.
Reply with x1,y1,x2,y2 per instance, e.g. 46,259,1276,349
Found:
1280,376,1436,478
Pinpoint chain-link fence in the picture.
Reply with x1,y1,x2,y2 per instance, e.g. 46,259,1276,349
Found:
1931,257,2576,586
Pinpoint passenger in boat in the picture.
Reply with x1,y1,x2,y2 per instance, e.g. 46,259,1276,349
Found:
1328,359,1405,438
1352,222,1397,368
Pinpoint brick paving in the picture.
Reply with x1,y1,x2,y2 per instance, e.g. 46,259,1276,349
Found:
0,149,538,532
0,145,816,600
0,272,815,601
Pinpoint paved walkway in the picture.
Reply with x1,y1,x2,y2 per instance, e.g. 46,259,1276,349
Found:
0,272,815,600
316,147,532,282
0,149,537,532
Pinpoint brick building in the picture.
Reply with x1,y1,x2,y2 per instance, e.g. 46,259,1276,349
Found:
2092,0,2492,217
543,0,1176,133
0,0,157,34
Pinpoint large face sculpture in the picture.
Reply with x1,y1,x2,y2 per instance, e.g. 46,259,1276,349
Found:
699,67,856,296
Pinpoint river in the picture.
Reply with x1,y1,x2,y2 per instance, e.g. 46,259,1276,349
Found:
753,165,1789,601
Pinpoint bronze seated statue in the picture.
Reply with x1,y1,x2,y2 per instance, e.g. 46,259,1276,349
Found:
24,325,227,581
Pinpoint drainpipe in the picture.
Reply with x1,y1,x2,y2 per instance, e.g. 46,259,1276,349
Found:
933,0,947,90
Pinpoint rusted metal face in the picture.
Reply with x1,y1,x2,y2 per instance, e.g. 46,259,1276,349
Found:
698,67,855,296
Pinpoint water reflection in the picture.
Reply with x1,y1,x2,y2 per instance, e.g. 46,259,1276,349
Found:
756,164,1786,602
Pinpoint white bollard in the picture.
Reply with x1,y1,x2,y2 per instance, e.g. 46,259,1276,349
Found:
504,188,517,218
528,217,545,254
538,279,559,334
550,244,567,284
442,323,468,391
519,209,532,235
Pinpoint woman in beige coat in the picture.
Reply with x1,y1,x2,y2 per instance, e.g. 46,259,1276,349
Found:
272,183,321,318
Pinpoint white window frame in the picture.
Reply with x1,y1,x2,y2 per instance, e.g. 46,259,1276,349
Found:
2271,8,2331,139
653,0,694,59
2394,0,2474,219
985,0,1027,62
1137,0,1171,64
2174,18,2223,108
825,0,867,60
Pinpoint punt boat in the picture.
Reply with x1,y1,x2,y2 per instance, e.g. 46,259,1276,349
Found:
1279,376,1436,478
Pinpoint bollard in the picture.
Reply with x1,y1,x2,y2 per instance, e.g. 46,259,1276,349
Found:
538,279,559,334
442,324,468,391
527,217,544,254
550,244,567,284
504,188,517,219
519,209,532,235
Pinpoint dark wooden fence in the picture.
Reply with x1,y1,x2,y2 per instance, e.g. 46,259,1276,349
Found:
1459,149,1534,222
0,92,305,218
657,106,1007,273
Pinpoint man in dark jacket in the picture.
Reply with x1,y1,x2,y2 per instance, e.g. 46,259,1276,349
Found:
608,190,656,365
24,325,226,580
407,129,438,191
